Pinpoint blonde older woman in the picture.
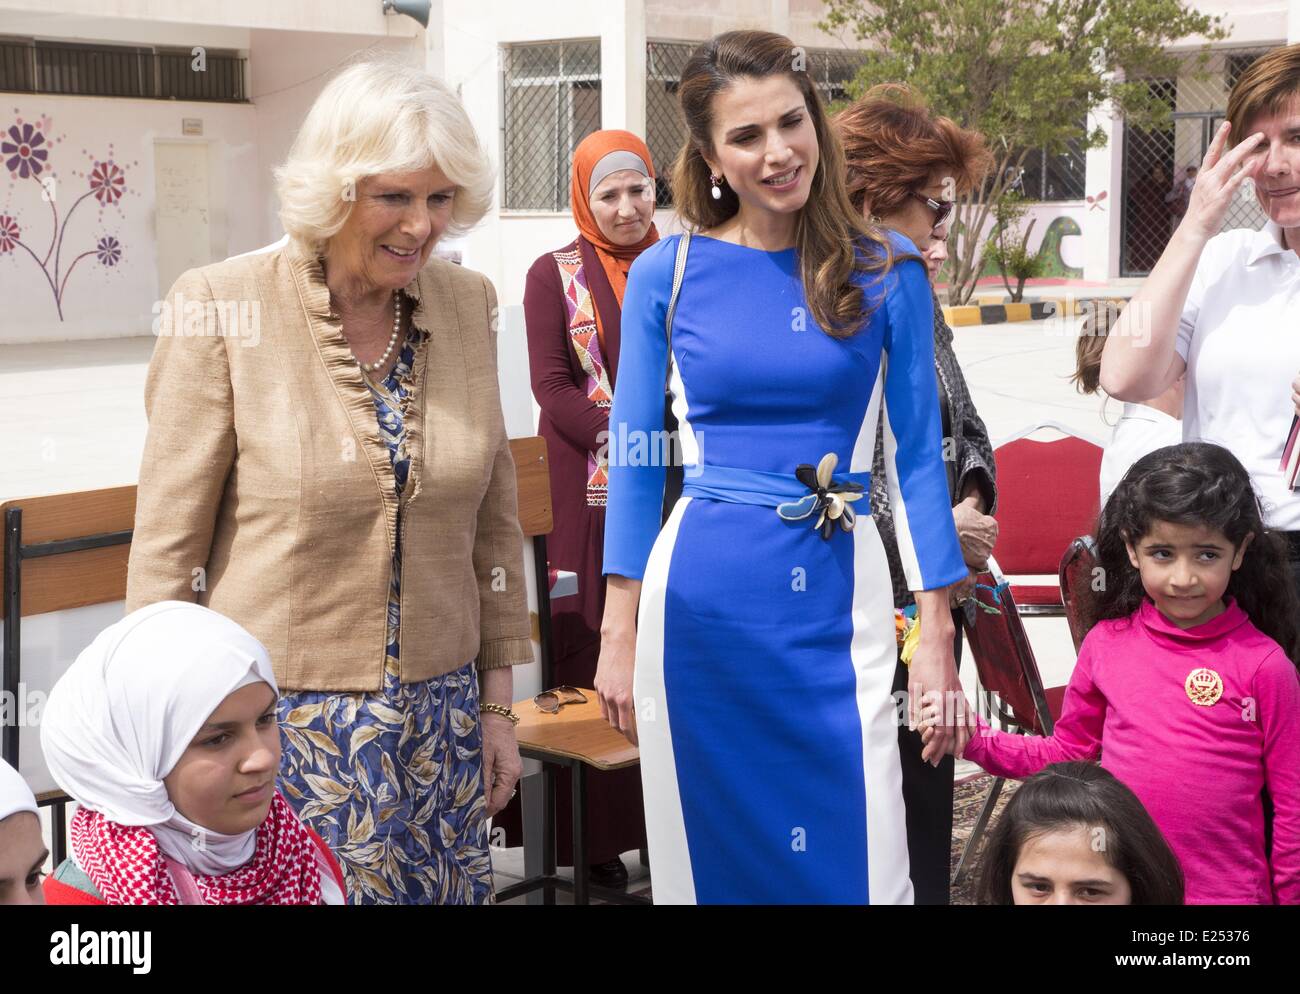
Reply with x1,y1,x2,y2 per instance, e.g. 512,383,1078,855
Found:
125,60,532,905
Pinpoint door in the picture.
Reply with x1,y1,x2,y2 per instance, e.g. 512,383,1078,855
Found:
153,141,211,298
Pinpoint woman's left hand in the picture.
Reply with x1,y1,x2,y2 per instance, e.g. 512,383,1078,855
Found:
952,496,997,569
907,604,971,768
480,712,523,817
948,570,977,608
1292,371,1300,418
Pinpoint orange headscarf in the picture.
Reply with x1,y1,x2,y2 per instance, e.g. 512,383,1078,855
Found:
570,130,659,349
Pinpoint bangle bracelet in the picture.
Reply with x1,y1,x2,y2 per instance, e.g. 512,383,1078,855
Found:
480,702,519,726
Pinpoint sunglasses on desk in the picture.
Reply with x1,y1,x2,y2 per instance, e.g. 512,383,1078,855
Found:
533,685,588,714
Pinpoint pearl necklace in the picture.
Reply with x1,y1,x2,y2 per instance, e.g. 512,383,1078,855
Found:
348,290,402,373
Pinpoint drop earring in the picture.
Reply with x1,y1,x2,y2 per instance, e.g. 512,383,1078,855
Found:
709,173,723,200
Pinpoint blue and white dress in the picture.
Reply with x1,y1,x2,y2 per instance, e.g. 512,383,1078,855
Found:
604,233,966,904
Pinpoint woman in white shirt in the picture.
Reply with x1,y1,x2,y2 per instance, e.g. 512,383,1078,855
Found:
1101,43,1300,590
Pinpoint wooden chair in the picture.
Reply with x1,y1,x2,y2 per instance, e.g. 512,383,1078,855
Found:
953,555,1065,886
2,485,137,864
495,437,648,906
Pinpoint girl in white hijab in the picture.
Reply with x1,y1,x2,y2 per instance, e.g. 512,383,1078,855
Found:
40,601,345,905
0,758,46,905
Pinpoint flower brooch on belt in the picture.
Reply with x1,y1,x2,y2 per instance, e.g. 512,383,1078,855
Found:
776,453,865,540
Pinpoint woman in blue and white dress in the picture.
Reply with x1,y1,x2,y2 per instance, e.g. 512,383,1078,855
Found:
594,31,970,905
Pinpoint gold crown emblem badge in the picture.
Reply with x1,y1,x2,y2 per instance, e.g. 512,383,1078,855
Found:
1185,667,1223,707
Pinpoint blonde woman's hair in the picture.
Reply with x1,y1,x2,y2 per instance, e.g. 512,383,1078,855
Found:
274,58,494,256
670,30,893,339
1071,300,1123,395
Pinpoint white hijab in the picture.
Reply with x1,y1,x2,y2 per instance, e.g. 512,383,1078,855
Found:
0,758,37,823
40,601,279,877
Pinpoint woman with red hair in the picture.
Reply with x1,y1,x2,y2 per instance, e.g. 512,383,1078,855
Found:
834,83,999,904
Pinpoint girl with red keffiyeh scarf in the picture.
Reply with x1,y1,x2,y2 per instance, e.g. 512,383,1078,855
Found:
38,602,345,905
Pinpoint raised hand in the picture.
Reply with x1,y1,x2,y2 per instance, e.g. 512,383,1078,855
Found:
1181,121,1266,242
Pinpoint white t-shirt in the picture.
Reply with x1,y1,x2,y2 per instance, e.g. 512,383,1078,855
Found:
1175,221,1300,530
1100,403,1183,508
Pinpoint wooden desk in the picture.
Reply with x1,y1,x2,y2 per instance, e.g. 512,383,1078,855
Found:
513,694,639,771
497,690,647,906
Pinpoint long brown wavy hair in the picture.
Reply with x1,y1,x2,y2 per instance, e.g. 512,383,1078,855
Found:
669,30,892,339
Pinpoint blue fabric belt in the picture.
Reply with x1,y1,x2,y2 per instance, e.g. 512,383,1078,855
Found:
681,463,872,508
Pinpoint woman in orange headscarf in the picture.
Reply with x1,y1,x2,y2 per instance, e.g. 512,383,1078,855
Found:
498,131,658,889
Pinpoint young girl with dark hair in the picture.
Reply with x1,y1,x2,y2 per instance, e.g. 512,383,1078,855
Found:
976,762,1184,905
931,442,1300,903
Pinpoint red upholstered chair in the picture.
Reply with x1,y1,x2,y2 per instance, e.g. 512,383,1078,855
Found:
1059,535,1099,654
953,555,1067,886
992,423,1104,616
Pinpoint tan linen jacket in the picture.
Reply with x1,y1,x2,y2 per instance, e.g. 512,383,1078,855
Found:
124,244,533,691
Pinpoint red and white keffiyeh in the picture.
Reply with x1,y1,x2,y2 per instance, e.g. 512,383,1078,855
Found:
71,792,325,905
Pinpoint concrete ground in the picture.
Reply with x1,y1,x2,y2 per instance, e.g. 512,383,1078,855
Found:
0,311,1111,497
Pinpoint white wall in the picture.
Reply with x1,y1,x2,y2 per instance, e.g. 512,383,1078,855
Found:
0,11,426,344
249,29,424,250
0,0,418,36
1171,0,1290,49
445,0,645,301
0,93,259,343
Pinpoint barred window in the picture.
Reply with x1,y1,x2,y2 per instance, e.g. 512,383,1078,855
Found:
1226,53,1259,91
1017,133,1087,202
501,40,601,211
155,47,247,102
645,41,869,208
804,47,869,106
0,37,246,101
1120,48,1271,276
646,40,693,207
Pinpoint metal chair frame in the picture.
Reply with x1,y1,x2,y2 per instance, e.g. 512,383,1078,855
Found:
952,555,1059,887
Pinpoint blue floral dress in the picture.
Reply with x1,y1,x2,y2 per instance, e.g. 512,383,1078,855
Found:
276,322,495,905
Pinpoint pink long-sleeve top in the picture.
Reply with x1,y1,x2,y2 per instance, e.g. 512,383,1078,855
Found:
964,598,1300,904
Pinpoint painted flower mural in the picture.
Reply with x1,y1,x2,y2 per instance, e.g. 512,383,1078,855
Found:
1,122,48,178
95,236,121,266
1,113,133,319
0,214,19,254
89,160,125,205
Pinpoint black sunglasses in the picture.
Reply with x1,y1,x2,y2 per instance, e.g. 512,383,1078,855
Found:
911,192,954,229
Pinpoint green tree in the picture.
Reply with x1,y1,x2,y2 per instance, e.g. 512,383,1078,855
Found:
986,190,1047,302
820,0,1227,305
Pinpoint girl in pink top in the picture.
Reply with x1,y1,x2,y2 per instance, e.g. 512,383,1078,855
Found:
932,442,1300,904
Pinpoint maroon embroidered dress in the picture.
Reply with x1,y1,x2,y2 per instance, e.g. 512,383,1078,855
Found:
492,236,646,865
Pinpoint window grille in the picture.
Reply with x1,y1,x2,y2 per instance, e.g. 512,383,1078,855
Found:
501,40,602,211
